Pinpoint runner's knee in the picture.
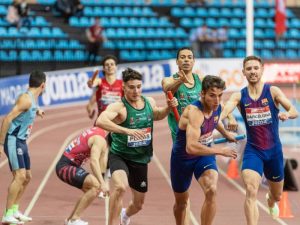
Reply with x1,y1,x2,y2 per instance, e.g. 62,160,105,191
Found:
114,183,127,196
204,184,217,200
14,172,27,184
245,183,258,199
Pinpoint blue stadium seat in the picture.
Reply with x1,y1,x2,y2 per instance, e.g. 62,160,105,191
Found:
19,50,31,61
42,50,52,60
263,40,275,49
206,18,218,28
287,29,300,38
219,18,230,26
7,27,20,37
223,49,234,58
32,50,43,61
208,8,219,17
193,18,204,27
255,8,269,18
183,7,196,17
180,18,193,27
287,40,298,49
0,27,7,37
0,5,7,15
286,49,298,59
274,49,285,59
220,8,231,17
117,28,127,38
232,8,244,17
196,8,208,17
260,49,273,59
290,18,300,28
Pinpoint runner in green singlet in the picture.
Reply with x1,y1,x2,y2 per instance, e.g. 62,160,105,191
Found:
97,67,178,225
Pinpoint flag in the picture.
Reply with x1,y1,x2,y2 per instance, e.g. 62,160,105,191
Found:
275,0,286,37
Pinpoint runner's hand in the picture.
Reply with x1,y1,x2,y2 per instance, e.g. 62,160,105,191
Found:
278,112,289,121
167,97,178,108
86,104,95,119
227,117,238,131
100,183,109,197
221,147,237,159
0,145,4,158
126,129,146,140
176,70,193,85
37,109,45,118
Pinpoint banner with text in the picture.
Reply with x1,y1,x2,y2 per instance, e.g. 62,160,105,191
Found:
2,59,299,116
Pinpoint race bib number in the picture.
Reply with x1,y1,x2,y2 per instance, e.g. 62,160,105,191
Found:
198,132,213,146
127,127,152,147
101,90,121,106
26,124,33,137
246,106,272,126
65,139,78,153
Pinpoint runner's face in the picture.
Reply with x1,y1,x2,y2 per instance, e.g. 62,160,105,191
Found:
103,59,117,77
243,60,264,85
201,87,223,111
123,80,142,102
176,49,194,72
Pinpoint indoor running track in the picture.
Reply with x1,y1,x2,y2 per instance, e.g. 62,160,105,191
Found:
0,95,299,225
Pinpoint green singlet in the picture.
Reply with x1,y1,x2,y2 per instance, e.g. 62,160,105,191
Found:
167,73,202,142
110,96,154,164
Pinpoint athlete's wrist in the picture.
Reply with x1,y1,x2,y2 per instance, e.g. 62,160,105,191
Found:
0,142,4,146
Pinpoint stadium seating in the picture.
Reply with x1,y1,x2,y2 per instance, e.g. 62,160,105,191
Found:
1,0,300,63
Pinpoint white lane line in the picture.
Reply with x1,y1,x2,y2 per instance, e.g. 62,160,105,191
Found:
218,169,288,225
153,153,200,225
24,124,88,215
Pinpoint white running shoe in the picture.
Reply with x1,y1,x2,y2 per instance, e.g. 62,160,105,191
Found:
66,219,88,225
266,193,280,219
14,211,32,222
120,208,130,225
2,215,24,224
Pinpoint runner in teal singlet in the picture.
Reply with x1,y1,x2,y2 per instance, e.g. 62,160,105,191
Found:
0,70,46,224
97,68,178,225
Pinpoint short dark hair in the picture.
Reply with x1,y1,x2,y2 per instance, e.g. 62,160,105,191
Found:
29,70,46,88
176,47,194,60
101,55,118,67
202,75,226,92
122,68,142,82
243,55,264,67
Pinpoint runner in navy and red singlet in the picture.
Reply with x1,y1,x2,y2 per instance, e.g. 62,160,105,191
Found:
170,75,237,225
56,127,109,225
221,56,299,225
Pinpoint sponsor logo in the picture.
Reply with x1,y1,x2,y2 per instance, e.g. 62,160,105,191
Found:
261,98,268,106
272,175,281,179
17,148,23,155
140,181,147,188
244,103,251,107
203,164,212,169
214,116,219,123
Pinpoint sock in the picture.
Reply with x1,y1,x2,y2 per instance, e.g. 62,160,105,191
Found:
12,204,19,213
5,208,14,217
122,209,129,219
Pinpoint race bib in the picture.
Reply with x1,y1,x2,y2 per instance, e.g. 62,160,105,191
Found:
26,124,33,138
65,139,78,153
127,127,152,147
198,132,213,146
246,106,272,126
101,90,121,106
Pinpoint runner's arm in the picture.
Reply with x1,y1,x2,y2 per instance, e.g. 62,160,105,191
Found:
271,86,299,119
220,92,241,121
